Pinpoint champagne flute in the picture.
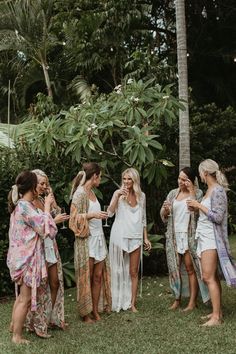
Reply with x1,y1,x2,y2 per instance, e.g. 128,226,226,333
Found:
164,199,172,217
186,197,194,214
103,205,109,227
60,207,67,229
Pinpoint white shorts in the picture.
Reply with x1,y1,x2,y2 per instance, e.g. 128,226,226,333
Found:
88,233,107,264
196,232,216,258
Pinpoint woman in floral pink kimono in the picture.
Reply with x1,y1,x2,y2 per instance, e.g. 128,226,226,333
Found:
7,171,57,344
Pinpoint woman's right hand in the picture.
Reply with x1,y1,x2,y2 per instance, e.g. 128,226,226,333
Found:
54,213,70,224
91,211,108,220
44,193,54,212
163,200,171,216
116,185,129,198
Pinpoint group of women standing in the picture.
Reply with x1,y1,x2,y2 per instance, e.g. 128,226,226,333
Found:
7,163,150,342
6,158,236,344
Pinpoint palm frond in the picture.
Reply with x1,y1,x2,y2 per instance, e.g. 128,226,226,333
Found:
67,75,92,102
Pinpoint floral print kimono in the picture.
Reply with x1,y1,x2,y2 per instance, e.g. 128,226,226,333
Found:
69,186,111,317
160,188,209,303
25,203,66,336
7,200,57,312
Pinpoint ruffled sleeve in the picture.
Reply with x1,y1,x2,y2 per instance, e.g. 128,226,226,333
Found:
69,187,90,238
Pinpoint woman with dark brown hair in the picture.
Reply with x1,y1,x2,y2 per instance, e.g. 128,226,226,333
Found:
69,162,111,323
160,167,209,311
7,171,57,344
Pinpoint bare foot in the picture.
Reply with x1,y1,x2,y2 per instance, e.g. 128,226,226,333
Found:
83,315,95,324
36,332,52,339
9,321,13,333
92,312,101,321
131,306,138,313
182,304,197,312
12,335,30,344
169,300,180,310
200,313,213,320
201,312,223,320
201,317,222,327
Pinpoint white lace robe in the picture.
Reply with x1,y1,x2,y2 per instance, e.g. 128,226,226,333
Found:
109,192,146,312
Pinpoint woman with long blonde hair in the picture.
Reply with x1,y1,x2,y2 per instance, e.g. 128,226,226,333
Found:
187,159,236,326
108,168,151,312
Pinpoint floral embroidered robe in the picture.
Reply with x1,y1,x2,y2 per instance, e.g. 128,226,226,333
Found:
25,204,66,336
7,200,57,312
160,188,209,303
69,186,111,317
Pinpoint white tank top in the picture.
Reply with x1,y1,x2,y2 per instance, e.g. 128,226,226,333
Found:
88,199,104,237
173,198,190,233
196,197,214,236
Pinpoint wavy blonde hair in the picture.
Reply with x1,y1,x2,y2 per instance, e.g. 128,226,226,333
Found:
122,168,142,202
199,159,229,190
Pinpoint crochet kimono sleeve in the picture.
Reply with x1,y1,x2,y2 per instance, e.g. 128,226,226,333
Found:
207,186,227,224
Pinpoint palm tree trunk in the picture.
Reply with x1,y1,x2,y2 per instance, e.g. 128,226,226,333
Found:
42,62,53,98
175,0,190,170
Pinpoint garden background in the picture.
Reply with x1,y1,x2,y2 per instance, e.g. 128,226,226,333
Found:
0,1,236,352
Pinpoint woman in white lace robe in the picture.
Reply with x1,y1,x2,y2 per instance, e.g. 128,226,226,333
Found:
108,168,151,312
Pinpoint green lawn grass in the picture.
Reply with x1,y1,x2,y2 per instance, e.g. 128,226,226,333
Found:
1,236,236,354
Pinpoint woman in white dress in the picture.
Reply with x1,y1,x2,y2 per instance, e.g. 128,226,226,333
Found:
69,163,111,322
108,168,151,312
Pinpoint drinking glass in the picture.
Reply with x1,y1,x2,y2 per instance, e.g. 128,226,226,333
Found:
164,200,172,217
103,205,109,227
60,207,67,229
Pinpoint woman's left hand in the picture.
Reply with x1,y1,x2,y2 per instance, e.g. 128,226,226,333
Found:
186,199,200,210
144,239,152,251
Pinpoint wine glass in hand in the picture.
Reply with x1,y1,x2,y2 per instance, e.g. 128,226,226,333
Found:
60,207,67,229
163,200,172,217
103,205,109,227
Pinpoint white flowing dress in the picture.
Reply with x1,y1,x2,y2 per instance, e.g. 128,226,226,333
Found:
109,192,146,312
88,199,107,264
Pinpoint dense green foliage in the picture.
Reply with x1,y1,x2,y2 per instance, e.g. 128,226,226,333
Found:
0,0,236,121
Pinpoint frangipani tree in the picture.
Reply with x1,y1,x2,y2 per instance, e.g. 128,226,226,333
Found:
5,79,183,188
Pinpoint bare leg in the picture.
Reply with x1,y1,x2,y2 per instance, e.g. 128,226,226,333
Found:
91,260,104,320
201,250,222,326
12,283,31,344
48,263,59,309
182,251,198,311
169,299,181,310
201,275,222,320
9,295,20,332
129,247,141,312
